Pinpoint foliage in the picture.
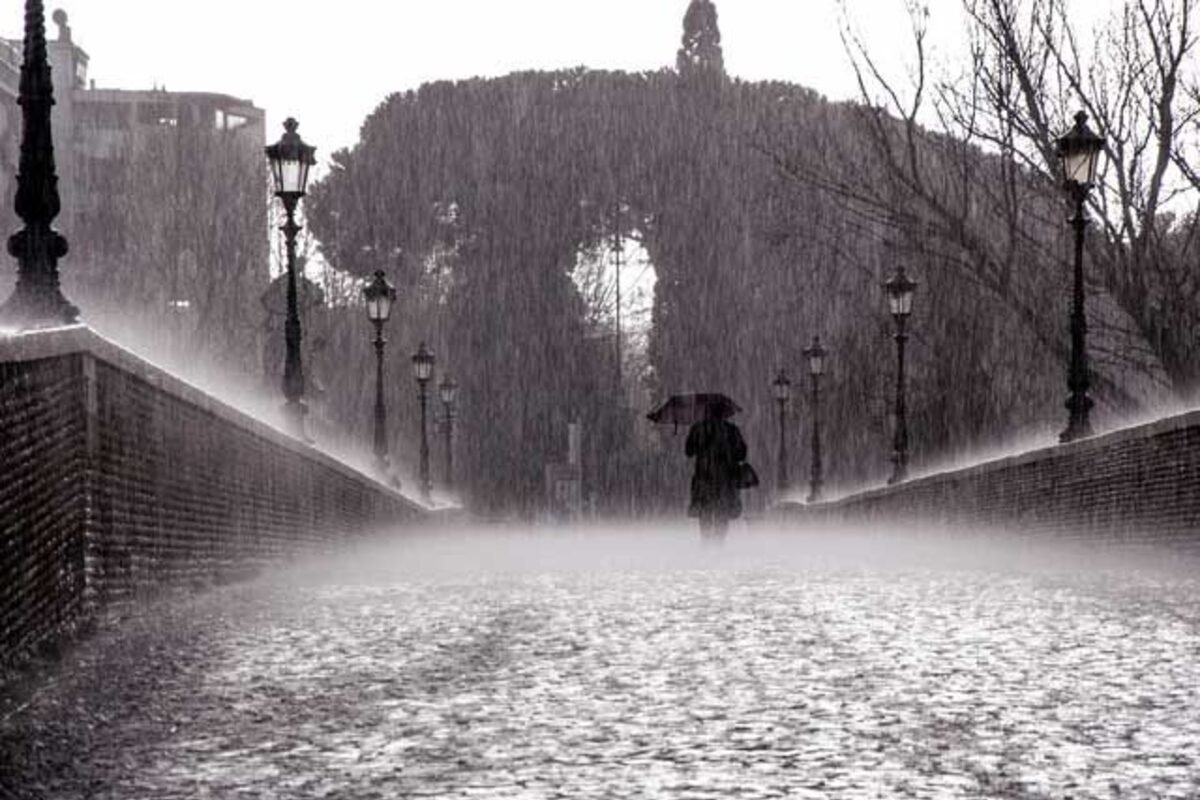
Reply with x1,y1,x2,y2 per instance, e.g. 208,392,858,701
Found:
303,30,1109,512
677,0,726,78
831,0,1200,406
64,119,268,375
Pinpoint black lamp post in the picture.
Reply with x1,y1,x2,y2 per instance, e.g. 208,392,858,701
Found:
362,270,396,473
265,117,317,438
411,341,435,503
803,336,827,503
1056,110,1105,444
0,0,79,330
885,266,917,485
439,375,458,491
772,369,791,494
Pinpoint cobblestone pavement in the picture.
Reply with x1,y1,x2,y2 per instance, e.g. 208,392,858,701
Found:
2,524,1200,799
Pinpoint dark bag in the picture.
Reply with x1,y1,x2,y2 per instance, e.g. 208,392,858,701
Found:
736,461,759,489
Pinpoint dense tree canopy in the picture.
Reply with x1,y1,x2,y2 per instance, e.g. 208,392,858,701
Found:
2,0,1182,516
303,50,1080,514
315,0,1193,522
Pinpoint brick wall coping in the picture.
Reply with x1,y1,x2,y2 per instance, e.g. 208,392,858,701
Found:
784,405,1200,513
0,324,427,515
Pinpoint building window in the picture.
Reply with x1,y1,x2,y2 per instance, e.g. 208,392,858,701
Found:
215,109,248,131
137,101,177,127
76,101,130,129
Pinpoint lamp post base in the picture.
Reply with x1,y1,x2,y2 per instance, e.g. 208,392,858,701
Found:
1059,393,1093,444
0,285,79,332
283,399,308,441
1058,419,1093,444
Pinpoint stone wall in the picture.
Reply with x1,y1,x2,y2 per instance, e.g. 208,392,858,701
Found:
1,326,425,665
780,410,1200,547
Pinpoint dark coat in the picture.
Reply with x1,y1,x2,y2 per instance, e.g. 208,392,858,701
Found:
685,417,747,519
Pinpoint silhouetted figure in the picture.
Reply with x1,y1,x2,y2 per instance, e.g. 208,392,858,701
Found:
686,406,748,538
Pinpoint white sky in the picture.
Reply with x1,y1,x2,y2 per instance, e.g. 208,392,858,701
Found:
47,0,984,166
8,1,1119,336
8,0,1122,167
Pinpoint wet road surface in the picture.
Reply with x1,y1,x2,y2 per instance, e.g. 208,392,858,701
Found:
2,524,1199,798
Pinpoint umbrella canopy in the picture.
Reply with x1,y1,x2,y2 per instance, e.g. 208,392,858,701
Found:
647,393,741,427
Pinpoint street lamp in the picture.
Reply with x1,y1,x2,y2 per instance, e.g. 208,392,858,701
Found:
1056,110,1105,443
362,270,396,473
265,117,317,438
803,336,827,503
439,375,458,491
0,0,79,330
772,369,791,494
411,341,435,503
885,265,917,485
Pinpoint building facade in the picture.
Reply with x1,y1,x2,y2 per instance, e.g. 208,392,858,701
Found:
0,9,269,373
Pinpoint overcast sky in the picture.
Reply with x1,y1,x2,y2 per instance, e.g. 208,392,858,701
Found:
39,0,1115,169
39,1,947,161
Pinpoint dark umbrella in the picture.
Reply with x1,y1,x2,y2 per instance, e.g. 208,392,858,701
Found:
647,393,741,431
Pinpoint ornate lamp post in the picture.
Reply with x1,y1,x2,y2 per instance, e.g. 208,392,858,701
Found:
439,375,458,491
411,342,435,503
362,270,396,473
885,265,917,485
803,336,827,503
265,117,317,438
1056,111,1105,444
772,369,791,494
0,0,79,330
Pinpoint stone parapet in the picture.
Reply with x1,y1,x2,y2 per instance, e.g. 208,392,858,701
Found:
779,410,1200,547
1,326,426,667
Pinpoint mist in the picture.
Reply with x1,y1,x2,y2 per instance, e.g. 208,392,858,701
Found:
5,518,1197,798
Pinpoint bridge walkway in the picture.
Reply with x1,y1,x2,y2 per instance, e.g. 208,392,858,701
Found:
2,524,1199,799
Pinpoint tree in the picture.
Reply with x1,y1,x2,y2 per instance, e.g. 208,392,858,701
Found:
305,43,1127,509
676,0,726,78
827,0,1200,408
66,115,267,376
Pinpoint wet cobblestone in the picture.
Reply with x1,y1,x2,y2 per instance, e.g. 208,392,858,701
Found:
2,526,1199,798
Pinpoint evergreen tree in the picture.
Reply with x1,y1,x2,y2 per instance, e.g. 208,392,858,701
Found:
675,0,725,77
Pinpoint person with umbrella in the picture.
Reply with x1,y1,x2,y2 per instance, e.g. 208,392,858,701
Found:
648,393,754,538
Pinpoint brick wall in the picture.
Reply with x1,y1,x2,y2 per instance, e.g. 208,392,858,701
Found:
780,411,1200,547
1,326,426,666
0,354,88,661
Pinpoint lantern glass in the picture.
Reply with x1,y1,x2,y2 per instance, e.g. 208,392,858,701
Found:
885,272,917,319
365,295,385,322
412,342,435,382
439,377,458,405
1056,111,1104,188
804,337,826,376
772,371,791,401
1062,150,1096,185
280,160,309,195
362,270,395,323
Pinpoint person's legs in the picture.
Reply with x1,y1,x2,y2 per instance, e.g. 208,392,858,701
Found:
699,509,728,541
709,514,729,539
